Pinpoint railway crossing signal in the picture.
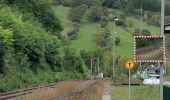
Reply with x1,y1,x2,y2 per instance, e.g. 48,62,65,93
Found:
91,57,100,77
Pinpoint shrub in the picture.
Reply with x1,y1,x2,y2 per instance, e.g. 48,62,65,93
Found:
68,5,87,23
115,18,126,26
100,16,108,28
134,29,151,36
115,36,120,46
65,26,79,40
64,48,84,73
97,38,107,47
86,5,104,22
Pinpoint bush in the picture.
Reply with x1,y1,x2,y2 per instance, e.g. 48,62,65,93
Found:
115,36,120,46
86,5,104,22
68,5,87,23
64,48,84,73
134,29,151,36
97,38,107,47
65,26,79,40
115,18,126,26
100,16,108,28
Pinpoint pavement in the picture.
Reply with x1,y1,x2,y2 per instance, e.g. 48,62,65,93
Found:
102,82,111,100
163,81,170,85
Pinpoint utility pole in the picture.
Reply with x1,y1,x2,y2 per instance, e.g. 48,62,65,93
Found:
160,0,165,100
140,1,143,70
113,18,119,77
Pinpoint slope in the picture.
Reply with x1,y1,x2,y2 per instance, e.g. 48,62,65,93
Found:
53,5,160,58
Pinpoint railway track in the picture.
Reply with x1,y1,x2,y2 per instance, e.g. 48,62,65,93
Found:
54,80,100,100
0,80,79,100
136,48,163,60
136,45,161,54
0,80,103,100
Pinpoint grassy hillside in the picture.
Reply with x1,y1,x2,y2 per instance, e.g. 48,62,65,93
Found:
54,5,160,56
127,17,160,35
54,5,170,75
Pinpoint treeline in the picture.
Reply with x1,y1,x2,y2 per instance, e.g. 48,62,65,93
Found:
56,0,170,26
102,0,170,15
0,0,89,92
133,0,170,15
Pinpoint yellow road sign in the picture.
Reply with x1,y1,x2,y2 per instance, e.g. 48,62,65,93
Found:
125,60,134,70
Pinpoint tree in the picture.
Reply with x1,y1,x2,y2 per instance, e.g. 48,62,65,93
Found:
61,0,91,7
100,16,108,28
108,13,115,21
45,36,64,71
80,50,92,69
125,0,134,14
3,0,63,34
115,36,120,46
0,27,14,73
113,0,122,9
102,0,114,8
68,5,87,23
86,5,103,22
67,26,79,40
96,38,107,47
101,28,110,38
64,48,84,73
116,19,126,26
126,18,133,28
0,43,4,73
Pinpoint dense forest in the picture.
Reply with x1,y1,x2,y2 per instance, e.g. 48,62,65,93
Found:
0,0,90,92
0,0,170,92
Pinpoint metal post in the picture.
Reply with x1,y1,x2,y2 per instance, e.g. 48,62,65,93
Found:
160,0,165,100
98,57,100,74
165,58,167,75
159,62,163,100
129,69,131,100
161,0,165,36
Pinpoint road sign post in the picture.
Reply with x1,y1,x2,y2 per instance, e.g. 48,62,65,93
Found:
128,68,131,100
125,60,134,100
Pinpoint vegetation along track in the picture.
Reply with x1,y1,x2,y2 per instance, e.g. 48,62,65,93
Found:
55,79,104,100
